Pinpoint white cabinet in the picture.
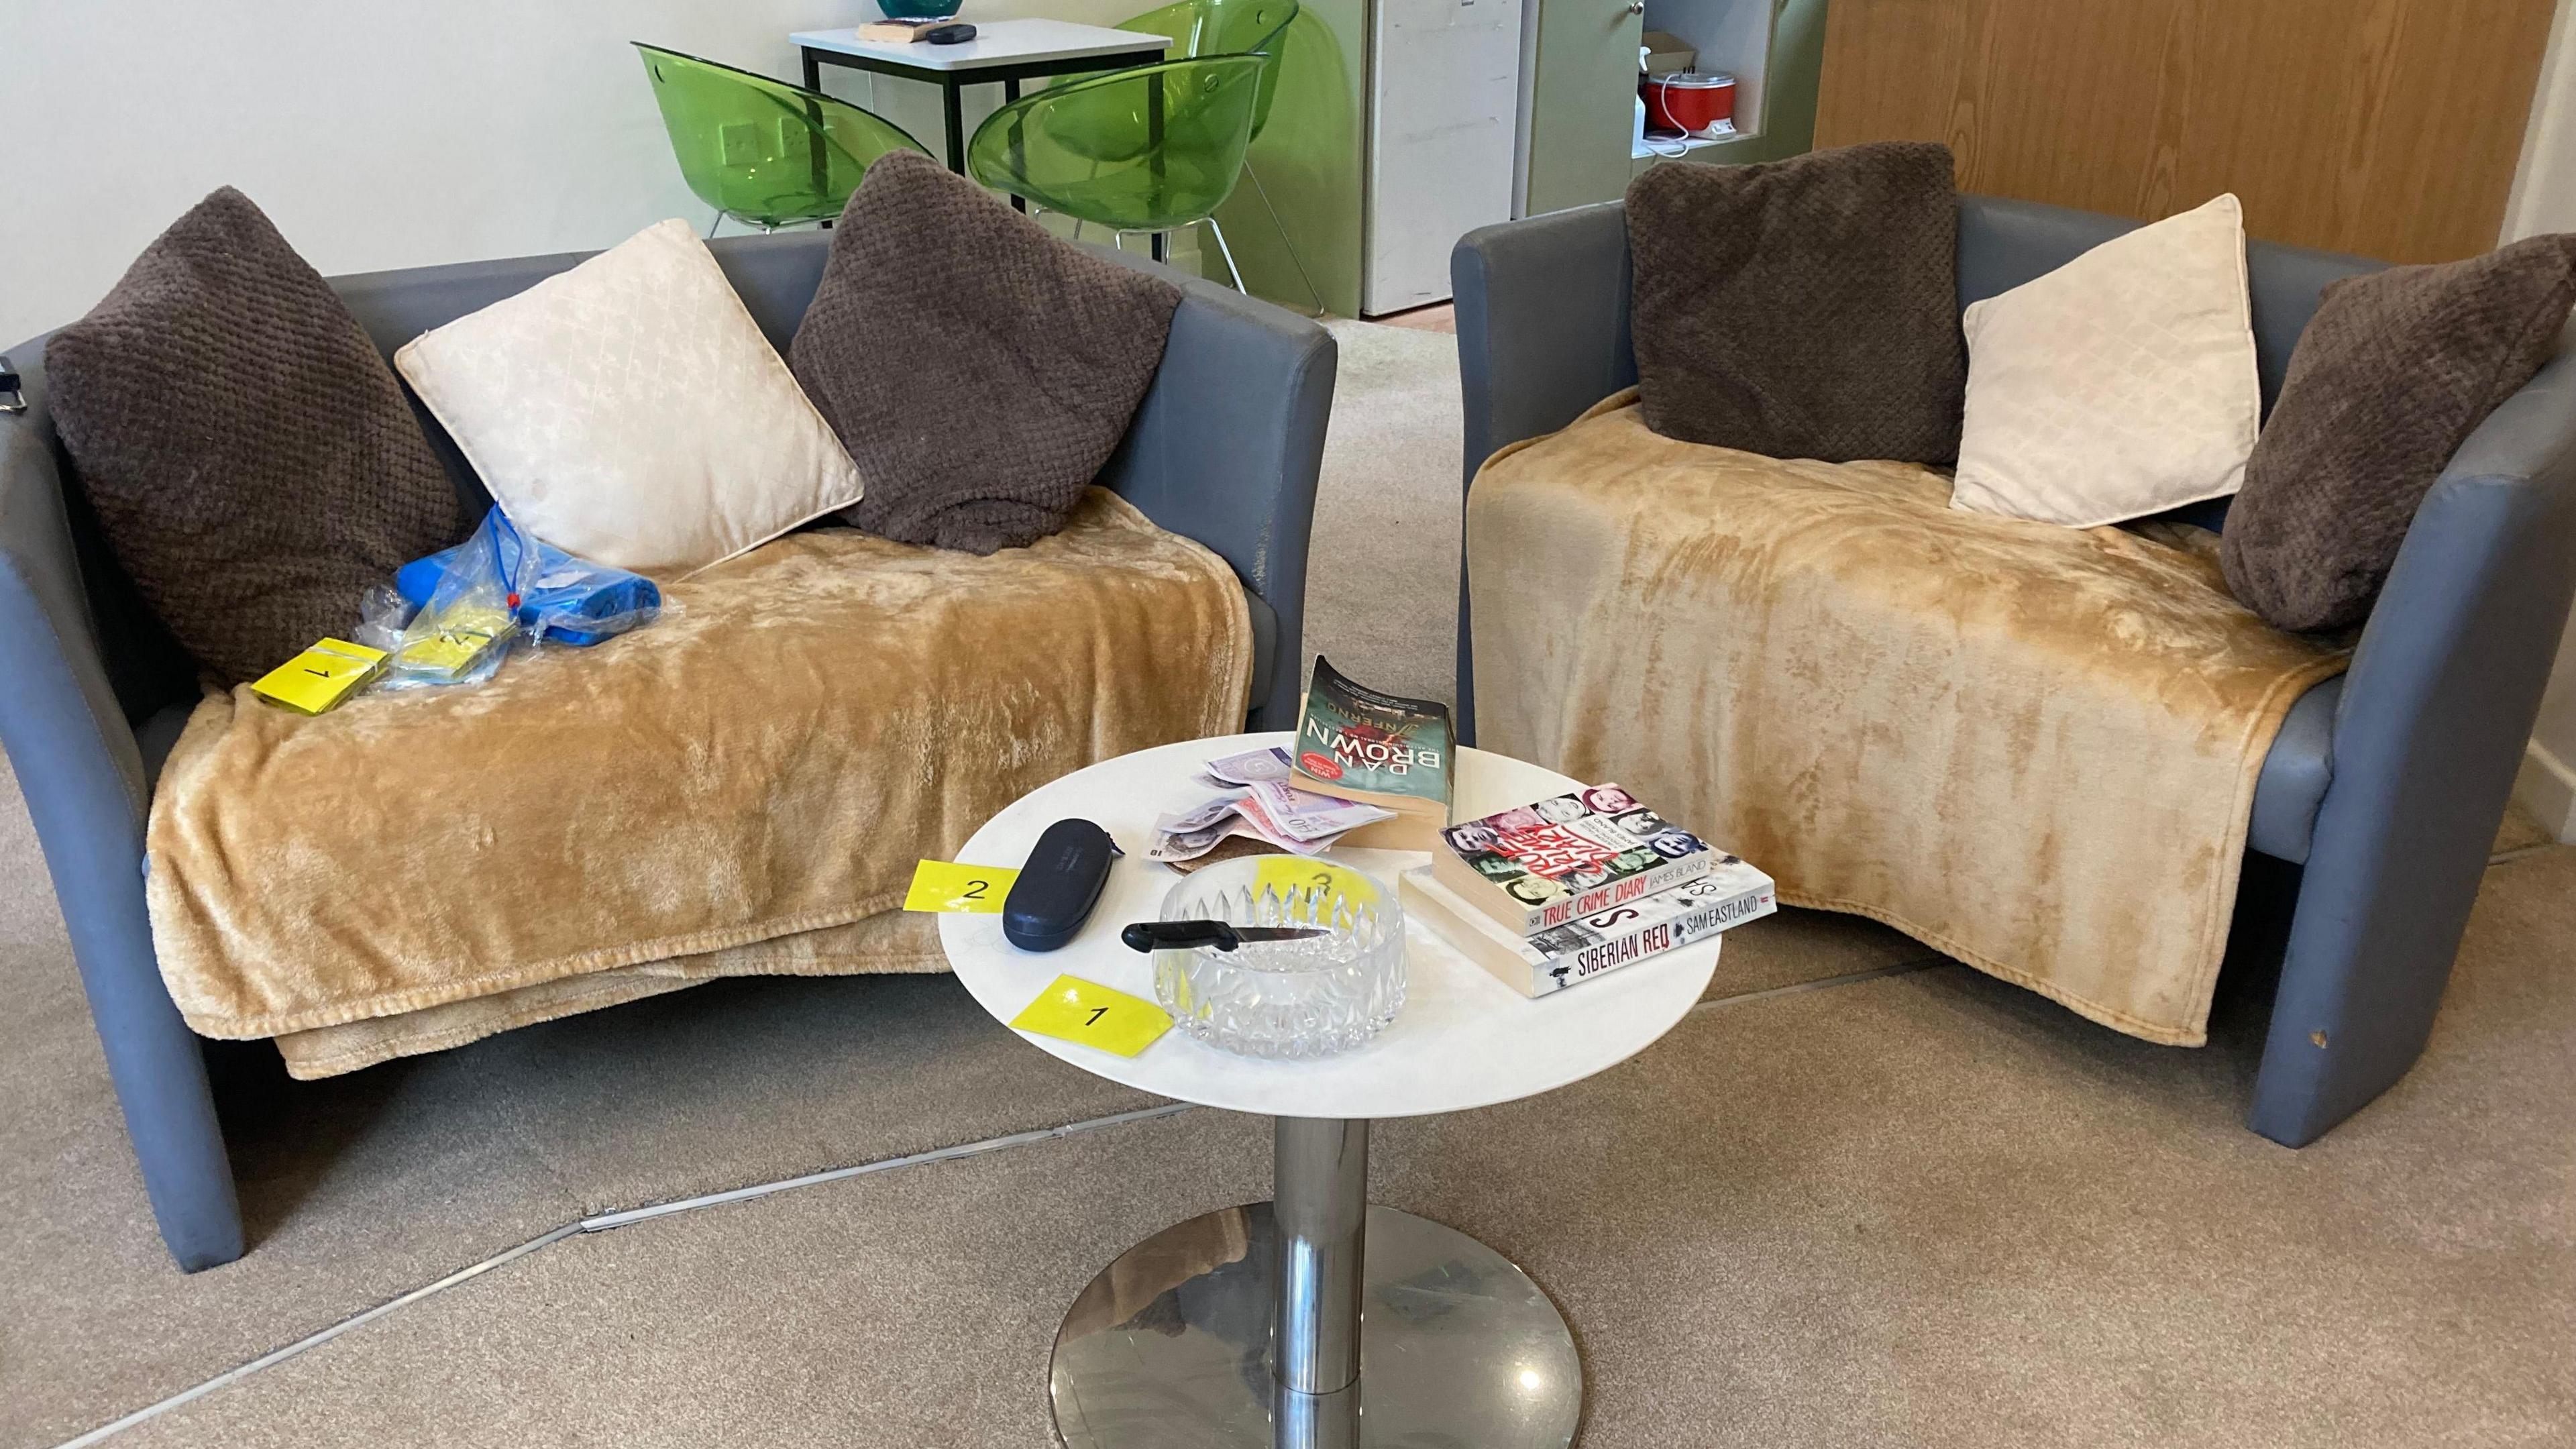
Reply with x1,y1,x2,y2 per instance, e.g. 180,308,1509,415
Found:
1364,0,1526,315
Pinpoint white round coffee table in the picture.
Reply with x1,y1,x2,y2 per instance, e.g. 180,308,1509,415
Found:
941,732,1720,1448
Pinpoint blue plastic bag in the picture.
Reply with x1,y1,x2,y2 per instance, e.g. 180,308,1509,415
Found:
395,513,661,647
378,508,523,691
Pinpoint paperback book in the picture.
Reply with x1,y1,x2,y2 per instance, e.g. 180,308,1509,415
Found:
1432,783,1713,934
857,18,953,40
1401,859,1776,997
1288,656,1454,849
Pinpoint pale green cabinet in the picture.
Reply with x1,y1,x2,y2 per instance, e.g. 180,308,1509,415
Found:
1146,0,1829,313
1525,0,1830,212
1523,0,1646,215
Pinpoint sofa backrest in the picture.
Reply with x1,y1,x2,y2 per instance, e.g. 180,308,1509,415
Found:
9,229,845,728
16,226,1327,731
321,231,1326,724
1454,192,2387,488
1956,195,2381,417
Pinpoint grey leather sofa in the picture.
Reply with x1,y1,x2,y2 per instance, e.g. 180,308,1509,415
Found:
0,229,1334,1271
1452,196,2576,1148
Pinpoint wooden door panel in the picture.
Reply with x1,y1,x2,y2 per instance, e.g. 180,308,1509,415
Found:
1815,0,2555,263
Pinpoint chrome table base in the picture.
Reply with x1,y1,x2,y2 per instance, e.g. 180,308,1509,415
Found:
1048,1119,1581,1448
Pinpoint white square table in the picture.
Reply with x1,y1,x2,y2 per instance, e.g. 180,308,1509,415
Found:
793,19,1169,176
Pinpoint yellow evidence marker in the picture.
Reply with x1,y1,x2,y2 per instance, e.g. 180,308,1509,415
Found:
1008,975,1173,1057
903,859,1022,914
250,639,388,715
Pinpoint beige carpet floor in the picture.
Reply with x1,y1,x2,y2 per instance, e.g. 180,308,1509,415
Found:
5,321,2569,1446
1301,319,1466,706
0,741,1924,1448
93,849,2576,1448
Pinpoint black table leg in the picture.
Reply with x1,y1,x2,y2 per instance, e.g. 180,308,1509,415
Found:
1148,72,1167,262
794,46,1169,216
801,52,838,226
1004,78,1026,211
943,78,967,172
803,96,831,215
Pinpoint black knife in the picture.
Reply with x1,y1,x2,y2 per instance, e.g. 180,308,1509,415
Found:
1121,920,1330,953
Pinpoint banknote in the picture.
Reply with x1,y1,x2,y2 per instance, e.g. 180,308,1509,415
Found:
1244,780,1395,842
1204,746,1295,786
1234,792,1356,855
1155,790,1250,836
1146,821,1234,863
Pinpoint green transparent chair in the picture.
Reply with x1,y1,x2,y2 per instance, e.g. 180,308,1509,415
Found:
967,56,1267,290
1103,0,1318,308
635,42,930,235
1114,0,1296,137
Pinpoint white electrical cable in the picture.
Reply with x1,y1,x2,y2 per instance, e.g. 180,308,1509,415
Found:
1640,72,1697,158
1636,46,1694,158
1640,70,1739,156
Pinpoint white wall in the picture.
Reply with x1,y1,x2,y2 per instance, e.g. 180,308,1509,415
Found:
2506,0,2576,239
0,0,1146,347
2505,0,2576,839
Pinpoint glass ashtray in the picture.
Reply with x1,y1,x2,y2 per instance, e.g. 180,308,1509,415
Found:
1152,857,1406,1059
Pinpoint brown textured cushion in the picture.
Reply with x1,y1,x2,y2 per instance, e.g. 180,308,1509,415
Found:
46,188,462,685
1625,142,1966,464
2222,235,2576,632
790,152,1184,554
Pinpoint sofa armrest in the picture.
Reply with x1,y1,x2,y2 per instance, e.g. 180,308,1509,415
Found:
2251,345,2576,1143
1450,203,1637,739
1095,271,1334,729
0,340,241,1267
0,347,147,818
1453,203,1638,485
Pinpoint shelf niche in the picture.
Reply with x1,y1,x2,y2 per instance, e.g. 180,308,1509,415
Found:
1633,0,1778,156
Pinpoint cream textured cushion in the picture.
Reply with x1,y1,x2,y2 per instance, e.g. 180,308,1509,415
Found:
1949,194,2260,528
394,219,861,577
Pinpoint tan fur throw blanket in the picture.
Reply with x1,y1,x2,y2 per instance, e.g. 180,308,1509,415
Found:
149,490,1250,1075
1468,394,2348,1044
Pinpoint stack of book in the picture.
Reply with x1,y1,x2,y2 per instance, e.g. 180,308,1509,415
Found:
1399,784,1776,997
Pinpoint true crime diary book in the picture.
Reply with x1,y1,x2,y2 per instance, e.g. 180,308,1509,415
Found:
1432,783,1717,935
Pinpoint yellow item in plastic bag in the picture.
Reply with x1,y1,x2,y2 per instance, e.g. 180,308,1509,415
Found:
250,639,388,715
392,605,514,683
378,507,526,692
